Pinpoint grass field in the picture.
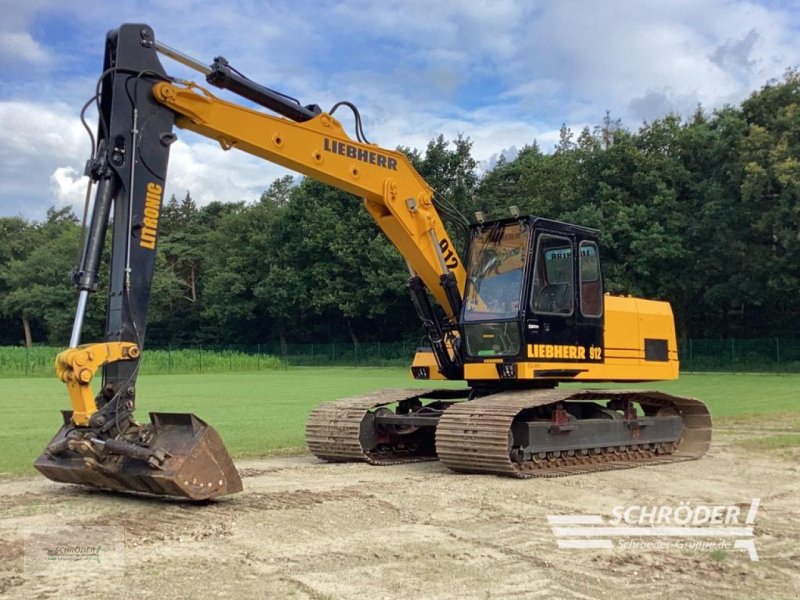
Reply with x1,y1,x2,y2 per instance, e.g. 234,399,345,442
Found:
1,369,798,476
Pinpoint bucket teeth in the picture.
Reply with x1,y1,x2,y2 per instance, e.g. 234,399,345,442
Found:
34,412,242,500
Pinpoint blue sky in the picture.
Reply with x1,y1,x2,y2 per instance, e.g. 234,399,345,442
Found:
1,0,799,220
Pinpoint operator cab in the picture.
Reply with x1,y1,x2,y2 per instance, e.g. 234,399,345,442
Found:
461,217,604,364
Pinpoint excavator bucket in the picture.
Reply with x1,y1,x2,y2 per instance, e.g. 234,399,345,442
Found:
34,412,242,501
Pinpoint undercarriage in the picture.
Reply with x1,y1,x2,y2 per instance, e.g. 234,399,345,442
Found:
306,387,711,477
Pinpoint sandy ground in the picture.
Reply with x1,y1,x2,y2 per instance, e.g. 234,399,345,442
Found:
0,428,798,600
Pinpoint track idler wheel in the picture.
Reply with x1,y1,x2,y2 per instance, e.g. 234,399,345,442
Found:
34,412,242,500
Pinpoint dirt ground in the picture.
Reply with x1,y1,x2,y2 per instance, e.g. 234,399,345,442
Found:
0,427,798,600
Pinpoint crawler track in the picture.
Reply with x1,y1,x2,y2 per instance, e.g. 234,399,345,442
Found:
306,389,463,465
435,389,711,478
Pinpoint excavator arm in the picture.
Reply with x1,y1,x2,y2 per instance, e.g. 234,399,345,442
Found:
35,23,467,499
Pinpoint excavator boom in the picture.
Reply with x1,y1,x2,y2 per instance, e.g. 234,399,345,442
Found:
35,23,467,499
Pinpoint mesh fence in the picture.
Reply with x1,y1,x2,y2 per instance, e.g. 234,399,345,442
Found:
0,341,419,378
1,338,799,378
679,338,800,373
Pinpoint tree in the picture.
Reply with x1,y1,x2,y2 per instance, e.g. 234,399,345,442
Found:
260,175,295,208
149,191,209,344
202,200,282,343
734,70,800,336
255,178,415,344
0,216,40,345
0,208,105,345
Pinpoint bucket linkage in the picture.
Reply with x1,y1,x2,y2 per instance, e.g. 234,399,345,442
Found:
35,342,242,500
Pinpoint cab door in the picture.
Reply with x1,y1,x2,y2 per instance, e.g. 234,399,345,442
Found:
524,231,604,365
525,230,577,348
575,238,604,358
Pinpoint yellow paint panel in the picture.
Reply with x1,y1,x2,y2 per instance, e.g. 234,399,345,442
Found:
464,294,679,383
604,296,640,351
410,350,447,380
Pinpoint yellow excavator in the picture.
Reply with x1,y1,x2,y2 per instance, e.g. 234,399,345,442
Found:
35,24,711,499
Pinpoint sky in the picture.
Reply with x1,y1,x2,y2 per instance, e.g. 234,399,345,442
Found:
1,0,799,220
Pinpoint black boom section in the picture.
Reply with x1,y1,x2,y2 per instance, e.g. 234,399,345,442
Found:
80,24,176,405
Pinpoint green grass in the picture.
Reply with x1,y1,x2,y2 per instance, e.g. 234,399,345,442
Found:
1,370,798,476
564,372,800,419
710,548,728,562
0,367,464,476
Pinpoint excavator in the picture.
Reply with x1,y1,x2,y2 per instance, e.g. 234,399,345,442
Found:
35,24,711,500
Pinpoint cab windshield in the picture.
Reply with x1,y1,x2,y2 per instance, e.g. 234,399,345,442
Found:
463,222,528,322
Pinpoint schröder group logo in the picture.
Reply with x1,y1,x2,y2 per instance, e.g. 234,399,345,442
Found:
24,526,124,576
45,543,103,562
548,499,760,560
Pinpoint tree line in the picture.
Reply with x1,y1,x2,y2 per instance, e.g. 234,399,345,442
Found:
1,71,798,347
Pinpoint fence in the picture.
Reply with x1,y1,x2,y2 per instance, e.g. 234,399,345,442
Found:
678,338,800,373
0,341,419,378
1,338,800,378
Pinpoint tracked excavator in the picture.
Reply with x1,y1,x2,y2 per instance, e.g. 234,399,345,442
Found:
35,24,711,500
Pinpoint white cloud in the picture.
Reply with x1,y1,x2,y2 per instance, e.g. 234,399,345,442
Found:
0,101,87,217
0,100,291,218
50,166,87,210
47,134,291,213
510,0,800,122
2,0,800,220
165,133,292,207
0,101,84,156
0,31,49,66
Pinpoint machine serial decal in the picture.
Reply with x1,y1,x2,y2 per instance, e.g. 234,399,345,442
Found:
323,138,398,171
438,238,459,269
139,182,163,250
528,344,603,361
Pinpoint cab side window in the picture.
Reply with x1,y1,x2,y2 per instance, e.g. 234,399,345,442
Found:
531,234,574,316
579,241,603,317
